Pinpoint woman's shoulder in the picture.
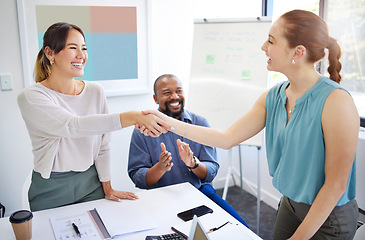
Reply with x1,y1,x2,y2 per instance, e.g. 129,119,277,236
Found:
81,81,107,102
270,80,288,92
318,76,342,88
82,81,105,95
17,83,53,108
266,80,288,100
20,82,45,92
313,76,348,98
18,83,47,99
83,80,103,91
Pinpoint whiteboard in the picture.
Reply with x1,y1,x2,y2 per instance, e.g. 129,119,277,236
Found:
188,17,272,147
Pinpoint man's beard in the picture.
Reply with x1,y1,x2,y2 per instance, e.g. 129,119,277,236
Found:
160,99,184,119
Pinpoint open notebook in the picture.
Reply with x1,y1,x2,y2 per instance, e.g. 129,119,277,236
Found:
50,201,157,240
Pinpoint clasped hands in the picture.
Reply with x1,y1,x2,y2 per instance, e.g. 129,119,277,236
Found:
135,110,170,137
157,139,195,172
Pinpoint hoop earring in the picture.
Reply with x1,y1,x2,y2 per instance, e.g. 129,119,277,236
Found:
292,59,295,64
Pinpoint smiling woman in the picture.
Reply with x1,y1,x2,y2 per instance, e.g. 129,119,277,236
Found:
17,22,170,212
144,10,359,240
38,27,88,95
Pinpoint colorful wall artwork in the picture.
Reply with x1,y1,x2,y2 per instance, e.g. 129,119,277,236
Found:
35,6,138,81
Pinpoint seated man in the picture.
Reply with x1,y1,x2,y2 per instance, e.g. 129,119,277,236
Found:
128,74,247,227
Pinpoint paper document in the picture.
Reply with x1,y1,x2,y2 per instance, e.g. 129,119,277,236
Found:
50,211,102,240
50,200,157,239
96,200,157,237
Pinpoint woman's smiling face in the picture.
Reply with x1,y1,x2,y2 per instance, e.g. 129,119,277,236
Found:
261,18,293,74
52,28,88,79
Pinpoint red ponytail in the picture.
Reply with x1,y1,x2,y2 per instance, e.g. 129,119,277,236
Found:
280,10,342,83
326,37,342,83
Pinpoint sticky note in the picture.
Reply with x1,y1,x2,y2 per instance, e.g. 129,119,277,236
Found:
206,55,215,64
241,70,251,80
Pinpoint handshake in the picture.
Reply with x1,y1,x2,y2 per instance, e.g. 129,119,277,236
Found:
134,109,174,137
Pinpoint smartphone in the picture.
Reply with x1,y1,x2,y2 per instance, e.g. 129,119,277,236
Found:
177,205,213,221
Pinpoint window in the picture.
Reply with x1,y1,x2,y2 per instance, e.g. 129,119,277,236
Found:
324,0,365,117
268,0,364,117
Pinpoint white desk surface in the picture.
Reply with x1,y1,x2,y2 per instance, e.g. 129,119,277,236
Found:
0,182,261,240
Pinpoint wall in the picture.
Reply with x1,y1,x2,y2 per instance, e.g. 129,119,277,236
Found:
0,0,34,216
1,0,275,216
4,0,362,219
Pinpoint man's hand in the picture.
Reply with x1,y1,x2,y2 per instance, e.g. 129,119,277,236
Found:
176,139,194,168
157,142,173,172
145,142,173,187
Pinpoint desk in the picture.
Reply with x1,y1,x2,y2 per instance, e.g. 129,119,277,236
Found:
0,183,261,240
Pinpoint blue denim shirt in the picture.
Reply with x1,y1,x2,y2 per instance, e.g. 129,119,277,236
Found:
265,76,356,206
128,110,219,189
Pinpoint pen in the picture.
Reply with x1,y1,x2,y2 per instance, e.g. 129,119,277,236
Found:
171,226,188,239
72,222,81,238
207,221,230,234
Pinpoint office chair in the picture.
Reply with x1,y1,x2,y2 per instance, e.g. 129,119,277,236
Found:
354,223,365,240
21,170,32,210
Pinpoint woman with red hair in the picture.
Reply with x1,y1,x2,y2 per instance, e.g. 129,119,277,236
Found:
143,10,359,239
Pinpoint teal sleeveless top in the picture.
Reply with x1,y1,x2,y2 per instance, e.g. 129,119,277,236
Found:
265,76,356,206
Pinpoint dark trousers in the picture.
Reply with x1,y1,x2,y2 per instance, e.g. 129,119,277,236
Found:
274,196,358,240
29,165,105,211
199,184,248,227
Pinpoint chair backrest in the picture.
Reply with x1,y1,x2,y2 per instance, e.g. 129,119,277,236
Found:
21,170,32,210
354,224,365,240
0,202,5,217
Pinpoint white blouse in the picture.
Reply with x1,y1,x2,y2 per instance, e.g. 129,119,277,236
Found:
17,81,122,181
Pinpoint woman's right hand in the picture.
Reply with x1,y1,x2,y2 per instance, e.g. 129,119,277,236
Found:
136,109,171,136
142,109,166,120
135,111,170,137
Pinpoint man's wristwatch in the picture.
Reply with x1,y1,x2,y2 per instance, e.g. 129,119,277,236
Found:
187,156,200,170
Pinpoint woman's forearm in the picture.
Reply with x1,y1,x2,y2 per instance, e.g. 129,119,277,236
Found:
168,118,229,148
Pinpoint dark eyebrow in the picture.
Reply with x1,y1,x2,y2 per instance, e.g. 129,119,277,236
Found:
66,43,87,47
